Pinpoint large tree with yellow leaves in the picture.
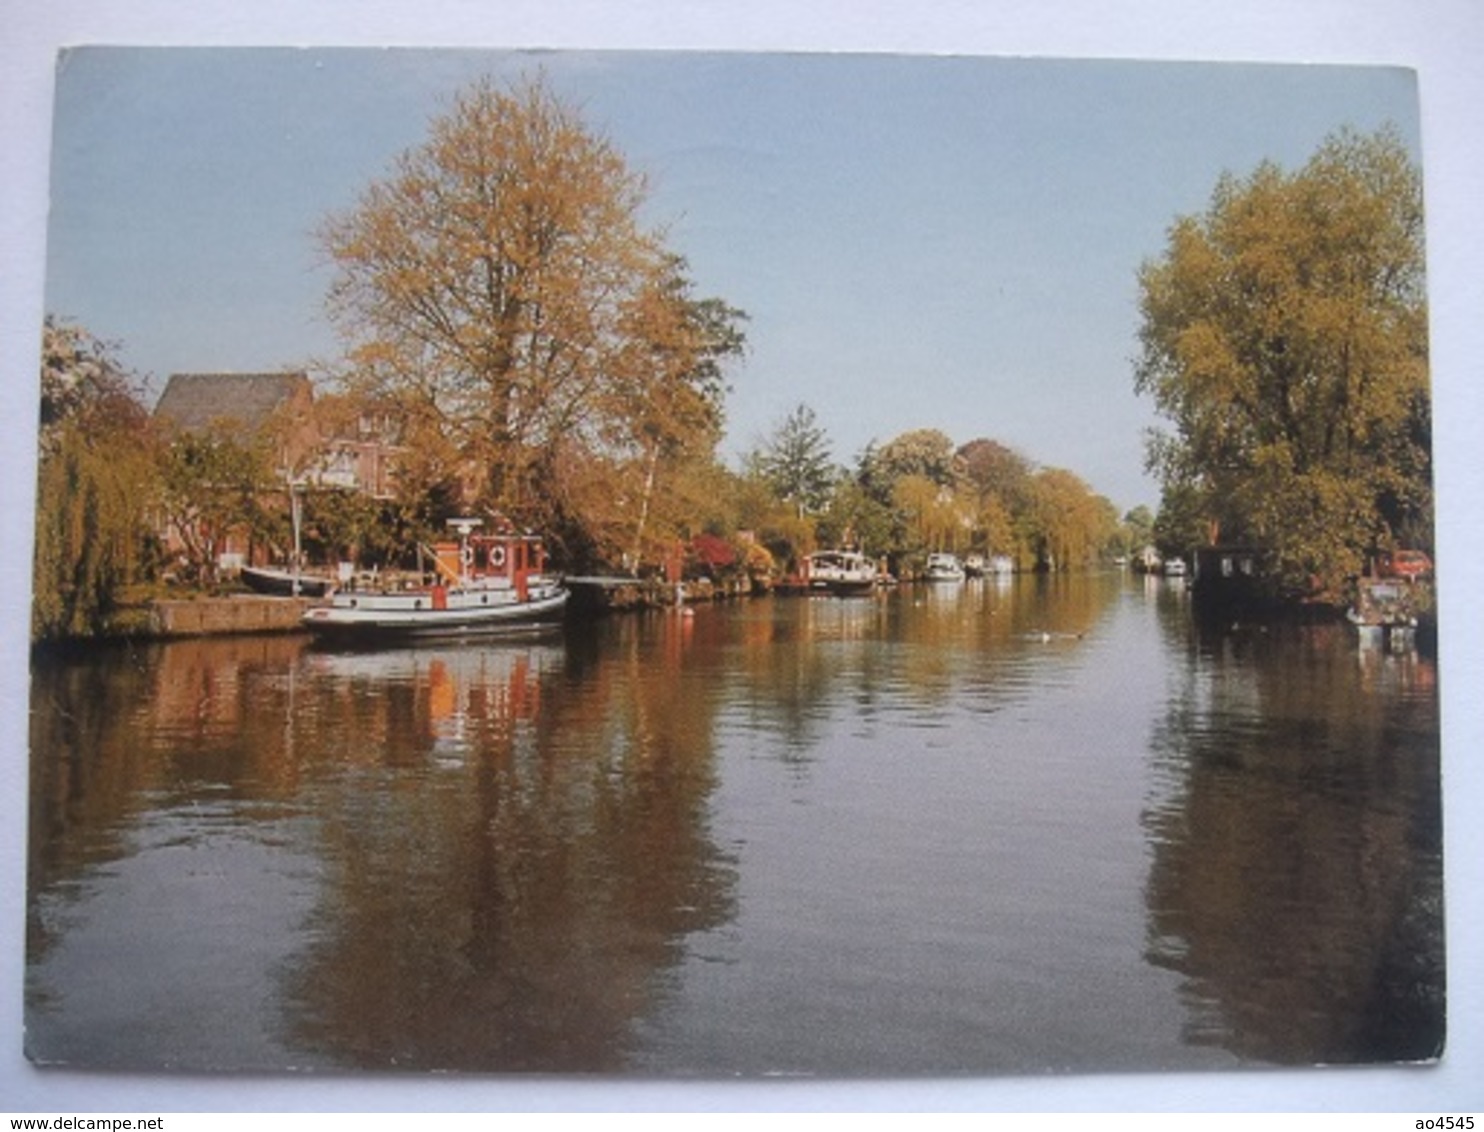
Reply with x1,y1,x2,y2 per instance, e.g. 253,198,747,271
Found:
1135,128,1431,596
319,74,744,565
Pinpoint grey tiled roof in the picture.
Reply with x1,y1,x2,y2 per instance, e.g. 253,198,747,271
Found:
154,372,310,433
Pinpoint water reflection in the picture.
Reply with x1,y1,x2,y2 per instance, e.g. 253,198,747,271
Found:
28,634,313,919
1142,619,1443,1065
26,574,1443,1073
28,635,336,1068
29,630,737,1071
285,629,737,1071
721,577,1120,761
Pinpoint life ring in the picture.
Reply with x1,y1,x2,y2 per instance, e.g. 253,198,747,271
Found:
490,544,507,570
460,545,474,570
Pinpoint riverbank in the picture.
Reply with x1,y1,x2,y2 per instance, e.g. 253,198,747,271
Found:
43,574,757,644
565,574,754,614
147,594,319,637
45,568,1428,645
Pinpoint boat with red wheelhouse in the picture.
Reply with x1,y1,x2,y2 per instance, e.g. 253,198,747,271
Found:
302,517,568,642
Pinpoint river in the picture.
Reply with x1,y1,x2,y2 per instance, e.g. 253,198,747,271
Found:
25,572,1443,1075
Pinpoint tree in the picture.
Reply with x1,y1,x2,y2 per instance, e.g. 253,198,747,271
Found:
1107,503,1158,560
869,428,959,489
156,424,278,584
752,403,835,519
957,438,1032,505
608,260,747,569
1151,484,1211,562
852,428,963,554
957,437,1034,557
33,318,158,639
301,488,401,568
318,74,745,557
1122,505,1155,550
1019,467,1116,571
819,473,895,554
1135,127,1430,596
974,494,1016,560
891,474,960,552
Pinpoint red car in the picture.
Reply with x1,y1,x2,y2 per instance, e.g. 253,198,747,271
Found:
1379,549,1434,581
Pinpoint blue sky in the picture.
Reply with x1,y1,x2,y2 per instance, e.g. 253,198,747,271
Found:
43,48,1421,512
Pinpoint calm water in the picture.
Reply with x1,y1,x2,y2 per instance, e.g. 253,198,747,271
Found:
26,573,1444,1075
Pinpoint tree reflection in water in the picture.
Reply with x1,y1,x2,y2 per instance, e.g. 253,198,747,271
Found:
281,625,737,1071
26,575,1444,1073
1142,617,1443,1065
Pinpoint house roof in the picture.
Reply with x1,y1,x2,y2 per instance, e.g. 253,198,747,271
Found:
153,372,311,434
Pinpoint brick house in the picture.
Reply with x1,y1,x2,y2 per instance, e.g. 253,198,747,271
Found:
302,395,402,500
154,371,317,473
153,372,402,570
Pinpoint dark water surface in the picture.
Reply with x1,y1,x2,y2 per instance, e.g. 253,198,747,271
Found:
26,574,1443,1074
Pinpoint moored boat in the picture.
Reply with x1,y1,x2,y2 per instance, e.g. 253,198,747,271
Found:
924,552,966,582
1347,577,1419,630
241,564,335,598
805,549,879,596
302,518,567,642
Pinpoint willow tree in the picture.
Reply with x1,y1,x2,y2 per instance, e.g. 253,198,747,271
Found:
1135,127,1430,596
319,75,744,563
34,317,158,639
1020,468,1119,571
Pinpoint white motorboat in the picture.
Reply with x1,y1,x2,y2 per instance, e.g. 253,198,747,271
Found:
805,549,879,595
924,552,967,582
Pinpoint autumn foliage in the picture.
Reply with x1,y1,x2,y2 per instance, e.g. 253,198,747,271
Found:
318,75,746,570
1136,127,1431,596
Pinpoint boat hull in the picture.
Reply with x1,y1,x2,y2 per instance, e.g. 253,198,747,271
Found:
241,565,333,598
302,587,569,642
820,578,878,596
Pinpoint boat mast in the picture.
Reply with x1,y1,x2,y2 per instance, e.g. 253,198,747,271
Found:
446,517,483,584
290,480,304,596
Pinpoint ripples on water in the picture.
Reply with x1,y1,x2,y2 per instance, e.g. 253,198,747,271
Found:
26,574,1442,1074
